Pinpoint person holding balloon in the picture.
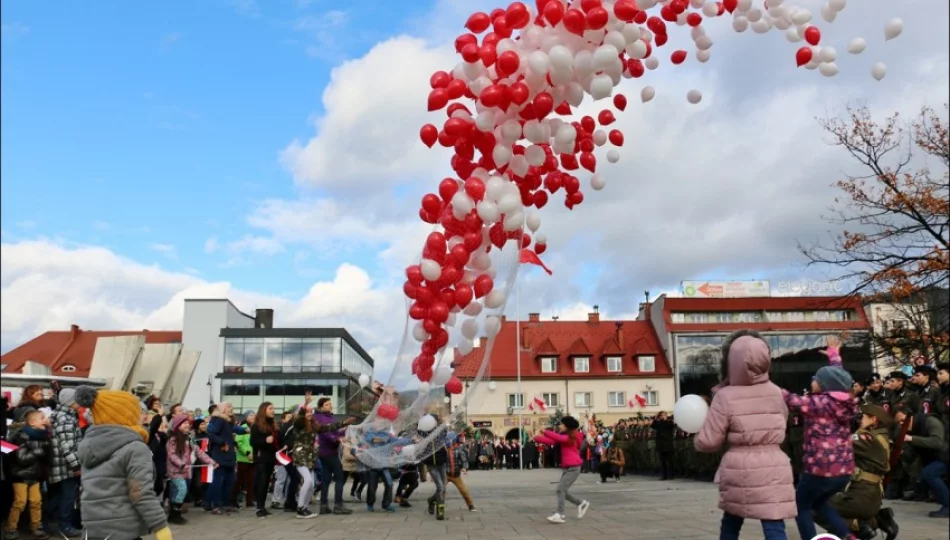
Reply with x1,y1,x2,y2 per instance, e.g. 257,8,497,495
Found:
533,416,590,525
693,330,796,540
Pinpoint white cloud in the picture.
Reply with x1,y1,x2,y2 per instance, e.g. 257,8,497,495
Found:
204,236,219,254
226,235,284,256
150,243,178,260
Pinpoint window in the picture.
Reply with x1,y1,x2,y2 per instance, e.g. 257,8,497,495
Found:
282,339,302,373
301,338,322,373
264,339,283,373
608,391,625,407
60,365,76,373
644,390,658,407
224,339,244,373
507,393,524,409
573,356,590,373
606,356,622,373
638,356,656,372
574,392,592,408
541,393,560,407
540,357,557,373
242,339,263,373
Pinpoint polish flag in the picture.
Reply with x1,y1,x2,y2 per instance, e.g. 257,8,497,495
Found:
532,396,548,412
1,440,17,454
200,465,213,484
276,451,292,466
628,394,647,408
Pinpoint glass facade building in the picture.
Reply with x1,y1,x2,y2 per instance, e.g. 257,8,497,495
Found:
217,329,374,416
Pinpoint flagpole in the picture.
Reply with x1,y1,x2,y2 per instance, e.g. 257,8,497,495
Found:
516,281,524,471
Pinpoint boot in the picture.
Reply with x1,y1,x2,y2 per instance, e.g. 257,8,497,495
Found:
876,507,899,540
332,505,353,515
168,504,188,525
855,520,875,540
319,505,333,515
436,503,445,521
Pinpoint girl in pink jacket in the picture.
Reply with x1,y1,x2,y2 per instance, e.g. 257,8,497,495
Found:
534,416,590,524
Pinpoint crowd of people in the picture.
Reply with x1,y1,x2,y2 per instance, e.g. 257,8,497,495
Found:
1,331,947,540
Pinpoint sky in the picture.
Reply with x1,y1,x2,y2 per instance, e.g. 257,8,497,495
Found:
2,0,948,380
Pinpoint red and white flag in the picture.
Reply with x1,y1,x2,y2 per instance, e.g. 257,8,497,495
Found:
628,394,647,408
520,249,553,275
276,451,292,466
532,396,548,412
1,440,17,454
200,465,213,484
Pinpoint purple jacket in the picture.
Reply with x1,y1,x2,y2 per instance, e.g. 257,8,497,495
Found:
313,412,345,458
782,348,858,477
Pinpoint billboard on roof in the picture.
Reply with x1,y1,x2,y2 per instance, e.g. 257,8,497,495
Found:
680,280,771,298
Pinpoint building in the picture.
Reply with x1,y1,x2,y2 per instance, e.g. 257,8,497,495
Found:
639,294,874,398
453,310,675,440
865,301,933,372
182,299,375,414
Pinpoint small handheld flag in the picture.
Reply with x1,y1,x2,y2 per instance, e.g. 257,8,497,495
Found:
200,465,213,484
276,451,292,466
1,440,17,454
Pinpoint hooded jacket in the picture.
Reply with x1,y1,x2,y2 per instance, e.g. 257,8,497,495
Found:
782,347,858,477
206,411,237,467
78,425,168,540
166,434,214,480
8,425,51,482
694,336,796,521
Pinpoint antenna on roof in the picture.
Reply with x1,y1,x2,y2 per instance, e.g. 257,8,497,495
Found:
552,316,559,321
593,305,599,313
644,290,650,303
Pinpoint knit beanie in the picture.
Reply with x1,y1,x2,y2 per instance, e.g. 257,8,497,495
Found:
560,415,580,431
814,366,853,393
170,414,190,433
58,388,77,408
75,386,149,442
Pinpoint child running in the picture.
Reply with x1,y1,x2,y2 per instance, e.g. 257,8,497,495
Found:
166,414,217,525
534,416,590,524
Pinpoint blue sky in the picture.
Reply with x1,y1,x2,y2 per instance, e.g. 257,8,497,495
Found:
1,0,436,298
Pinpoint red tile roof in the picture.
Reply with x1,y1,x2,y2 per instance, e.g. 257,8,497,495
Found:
653,295,871,333
454,318,672,380
1,325,182,377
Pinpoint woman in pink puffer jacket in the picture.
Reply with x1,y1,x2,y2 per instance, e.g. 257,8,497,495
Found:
695,331,796,540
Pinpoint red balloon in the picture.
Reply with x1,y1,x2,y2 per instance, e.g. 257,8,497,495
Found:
445,377,464,395
608,129,624,146
479,43,497,66
428,88,449,111
416,286,435,306
406,265,423,285
535,243,547,255
655,33,668,47
660,4,676,22
634,10,648,23
723,0,737,13
426,232,447,253
580,0,601,11
543,0,565,25
585,6,608,29
430,71,451,89
454,33,477,53
479,85,503,108
461,42,480,63
563,175,580,194
422,193,442,214
613,94,627,111
464,177,486,201
795,46,813,67
423,318,440,334
627,58,645,77
580,152,596,173
446,79,466,99
804,26,821,46
510,81,529,105
409,303,427,320
505,2,530,29
377,404,400,421
465,12,491,33
614,0,638,22
403,281,417,299
533,190,549,208
439,178,459,201
568,191,584,205
417,367,433,383
671,0,687,14
563,8,587,35
420,124,438,148
474,274,494,298
497,50,520,76
581,116,596,133
533,92,554,119
647,16,666,35
686,12,703,27
455,283,474,308
493,15,511,38
554,101,572,115
671,50,687,65
597,110,616,125
463,232,481,251
428,302,449,323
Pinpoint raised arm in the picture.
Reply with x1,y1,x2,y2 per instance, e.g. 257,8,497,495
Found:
821,336,843,367
694,394,729,453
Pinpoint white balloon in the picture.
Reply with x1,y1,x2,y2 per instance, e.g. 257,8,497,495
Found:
421,259,442,281
847,37,866,54
590,74,613,100
696,49,711,63
820,4,836,23
687,89,703,104
736,0,752,12
791,9,812,25
732,16,749,32
446,312,457,328
548,45,573,71
500,120,522,143
451,192,474,214
751,19,771,33
593,129,608,146
461,319,479,340
621,23,642,44
525,145,546,166
786,27,802,42
626,39,648,59
484,289,507,309
417,383,431,395
418,414,438,432
463,301,483,317
884,18,903,41
503,210,524,232
746,8,762,22
644,57,659,70
606,149,620,163
641,86,656,103
828,0,846,10
773,16,791,30
818,46,837,63
432,366,453,386
695,35,713,51
485,316,502,337
604,31,626,52
593,45,619,72
534,232,547,245
497,193,521,214
702,1,719,16
555,124,577,145
590,173,606,191
412,323,428,342
819,62,839,77
486,176,507,202
358,374,371,388
871,62,887,81
673,394,710,433
805,58,819,70
456,339,474,356
527,50,550,76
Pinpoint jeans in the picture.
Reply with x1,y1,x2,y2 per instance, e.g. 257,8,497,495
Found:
366,469,393,509
207,466,236,510
396,471,418,500
427,464,447,505
232,462,255,507
296,465,315,509
254,463,275,510
271,465,288,504
720,512,787,540
919,460,950,509
283,464,300,509
556,466,582,515
794,474,851,540
50,478,80,531
447,475,474,508
318,454,346,507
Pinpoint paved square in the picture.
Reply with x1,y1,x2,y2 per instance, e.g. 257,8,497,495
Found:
173,471,949,540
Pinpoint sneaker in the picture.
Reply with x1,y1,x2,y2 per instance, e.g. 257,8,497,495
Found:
468,506,478,512
296,508,318,519
546,513,565,524
5,530,20,540
382,505,396,513
366,505,375,512
31,531,50,540
578,500,590,519
929,507,950,518
283,505,297,513
428,499,436,515
168,514,187,525
256,509,270,519
211,508,221,516
319,506,333,515
399,500,412,508
332,506,353,515
271,502,283,510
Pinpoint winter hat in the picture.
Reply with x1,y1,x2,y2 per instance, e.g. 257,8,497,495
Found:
75,385,149,442
913,365,936,380
860,404,895,429
170,414,191,433
560,415,580,431
814,366,853,393
58,388,77,408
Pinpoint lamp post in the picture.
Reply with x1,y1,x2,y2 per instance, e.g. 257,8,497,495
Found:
207,375,213,408
464,379,470,425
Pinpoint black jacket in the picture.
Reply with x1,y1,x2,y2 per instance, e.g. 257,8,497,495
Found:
652,418,676,454
9,426,51,483
250,420,279,466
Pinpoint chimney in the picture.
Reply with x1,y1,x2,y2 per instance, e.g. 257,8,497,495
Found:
615,322,623,349
589,305,600,323
255,308,275,329
70,324,79,336
479,337,487,348
528,313,540,323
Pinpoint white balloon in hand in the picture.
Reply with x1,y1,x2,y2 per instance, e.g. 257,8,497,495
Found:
884,18,903,41
871,62,887,81
673,394,710,434
417,414,438,432
358,374,371,388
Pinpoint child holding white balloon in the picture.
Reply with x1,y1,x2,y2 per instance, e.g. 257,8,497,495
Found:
694,330,796,540
533,416,590,524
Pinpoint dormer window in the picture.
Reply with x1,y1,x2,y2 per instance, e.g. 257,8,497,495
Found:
573,356,590,373
638,356,655,372
606,356,622,373
540,356,557,373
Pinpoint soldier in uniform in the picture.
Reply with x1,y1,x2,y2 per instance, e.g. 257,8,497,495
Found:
863,374,889,409
821,404,900,540
885,371,912,414
936,363,949,426
910,365,941,416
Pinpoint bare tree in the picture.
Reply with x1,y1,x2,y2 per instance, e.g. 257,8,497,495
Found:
802,104,950,364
